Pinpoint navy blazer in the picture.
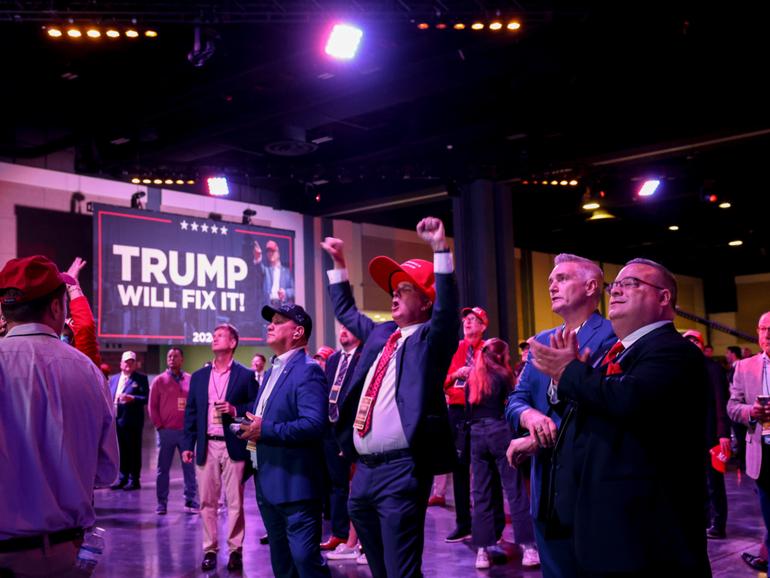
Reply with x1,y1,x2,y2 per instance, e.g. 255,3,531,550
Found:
109,371,149,430
253,349,328,505
328,271,459,475
183,361,257,465
505,311,615,517
324,348,362,395
553,323,710,574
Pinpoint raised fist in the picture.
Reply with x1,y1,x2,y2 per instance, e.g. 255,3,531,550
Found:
416,217,447,252
320,237,346,269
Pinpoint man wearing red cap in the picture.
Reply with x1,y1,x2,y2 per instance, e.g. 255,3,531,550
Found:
321,216,459,578
442,306,503,544
0,255,119,576
683,329,731,540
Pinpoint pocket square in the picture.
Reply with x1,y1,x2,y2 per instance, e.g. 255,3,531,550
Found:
606,361,623,376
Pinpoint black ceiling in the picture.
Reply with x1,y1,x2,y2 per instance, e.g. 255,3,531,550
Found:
2,1,769,279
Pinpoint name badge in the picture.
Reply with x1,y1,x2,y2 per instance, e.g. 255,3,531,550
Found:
246,440,257,452
329,384,342,404
177,397,186,411
213,408,223,425
353,396,374,431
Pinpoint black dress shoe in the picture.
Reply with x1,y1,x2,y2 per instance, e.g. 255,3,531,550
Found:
741,552,768,571
201,551,217,571
123,482,141,491
109,479,127,490
259,533,269,545
445,527,472,543
227,551,243,571
706,526,725,539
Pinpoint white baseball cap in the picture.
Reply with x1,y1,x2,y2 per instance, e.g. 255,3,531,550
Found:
121,351,137,363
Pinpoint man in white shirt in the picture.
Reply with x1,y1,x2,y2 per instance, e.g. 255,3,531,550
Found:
0,255,118,576
529,258,711,575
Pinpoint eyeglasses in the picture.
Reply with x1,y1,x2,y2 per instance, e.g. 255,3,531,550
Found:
604,277,667,295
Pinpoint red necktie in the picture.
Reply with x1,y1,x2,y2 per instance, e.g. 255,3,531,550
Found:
601,340,625,366
358,329,402,437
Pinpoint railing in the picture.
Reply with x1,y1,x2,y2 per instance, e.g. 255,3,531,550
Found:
675,307,756,343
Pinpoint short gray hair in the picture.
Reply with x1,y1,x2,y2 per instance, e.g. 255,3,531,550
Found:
625,258,678,307
553,253,604,283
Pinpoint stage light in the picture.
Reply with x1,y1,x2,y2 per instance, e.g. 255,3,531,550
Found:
454,23,466,30
728,240,743,247
489,22,503,31
145,30,158,38
47,28,63,38
207,177,230,197
559,180,568,186
175,179,185,185
106,29,120,38
242,208,256,225
325,24,363,60
668,225,680,231
130,178,141,184
125,29,139,38
588,209,616,221
86,29,101,38
70,191,85,214
152,178,162,185
141,178,151,184
471,22,484,30
67,29,82,38
569,179,578,186
417,22,429,30
164,179,174,185
130,191,146,209
581,187,601,211
186,179,195,185
550,180,558,186
719,202,731,209
638,179,660,197
507,21,521,30
436,23,447,29
583,201,600,210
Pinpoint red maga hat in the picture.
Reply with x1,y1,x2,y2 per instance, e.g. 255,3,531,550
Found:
0,255,76,305
368,257,435,303
461,306,489,326
314,346,335,361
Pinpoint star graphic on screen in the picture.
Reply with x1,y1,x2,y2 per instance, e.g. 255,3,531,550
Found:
201,223,209,233
211,225,219,235
180,220,189,230
219,225,228,235
190,222,199,232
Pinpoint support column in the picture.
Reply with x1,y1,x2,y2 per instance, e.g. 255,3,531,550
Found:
452,180,518,347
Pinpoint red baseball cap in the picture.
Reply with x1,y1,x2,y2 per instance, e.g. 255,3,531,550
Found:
683,330,705,347
368,257,436,303
0,255,76,305
461,306,489,326
314,345,335,361
710,445,728,473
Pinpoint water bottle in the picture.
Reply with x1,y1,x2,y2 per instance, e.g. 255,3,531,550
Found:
76,527,106,575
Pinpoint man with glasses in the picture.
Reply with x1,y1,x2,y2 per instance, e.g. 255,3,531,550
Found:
728,311,770,572
506,254,614,577
529,258,711,575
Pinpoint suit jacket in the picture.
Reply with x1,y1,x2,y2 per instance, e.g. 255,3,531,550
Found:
328,271,459,475
256,262,294,304
505,311,615,517
325,348,362,396
254,349,328,505
109,371,149,430
553,323,711,575
705,356,731,445
728,353,768,480
183,361,257,465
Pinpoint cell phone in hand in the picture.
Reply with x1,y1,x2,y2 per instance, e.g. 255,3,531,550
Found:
758,395,770,406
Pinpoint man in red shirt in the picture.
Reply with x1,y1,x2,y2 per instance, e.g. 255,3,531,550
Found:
149,347,199,515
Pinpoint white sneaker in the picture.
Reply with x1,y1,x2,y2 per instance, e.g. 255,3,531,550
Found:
356,553,368,565
521,545,540,568
475,548,491,570
326,544,360,560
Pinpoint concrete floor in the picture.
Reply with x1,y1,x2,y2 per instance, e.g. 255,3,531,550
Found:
92,425,768,577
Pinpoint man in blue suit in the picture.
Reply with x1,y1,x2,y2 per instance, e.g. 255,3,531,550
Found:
240,303,330,578
506,253,615,578
320,216,459,578
253,239,295,307
108,350,149,490
182,324,257,572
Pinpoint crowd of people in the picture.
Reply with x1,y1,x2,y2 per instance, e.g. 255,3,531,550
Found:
1,216,769,578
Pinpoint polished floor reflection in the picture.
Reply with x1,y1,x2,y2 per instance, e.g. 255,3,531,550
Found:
92,425,767,577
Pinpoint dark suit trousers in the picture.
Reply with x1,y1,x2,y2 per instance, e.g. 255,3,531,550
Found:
117,424,143,481
534,519,579,578
704,462,727,531
254,475,330,578
323,430,351,539
349,455,432,578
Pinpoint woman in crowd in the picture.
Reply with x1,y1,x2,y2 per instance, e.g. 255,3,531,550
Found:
467,338,539,570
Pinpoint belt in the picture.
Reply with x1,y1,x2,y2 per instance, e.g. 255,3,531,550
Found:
0,528,84,553
207,435,226,442
357,448,412,467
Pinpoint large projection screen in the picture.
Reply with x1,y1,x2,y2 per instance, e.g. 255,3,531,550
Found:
94,204,296,344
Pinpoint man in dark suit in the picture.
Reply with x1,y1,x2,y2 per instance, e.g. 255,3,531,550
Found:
506,254,615,577
182,323,257,572
321,325,362,552
253,239,295,307
240,304,330,578
530,258,712,576
109,350,149,490
320,216,459,578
